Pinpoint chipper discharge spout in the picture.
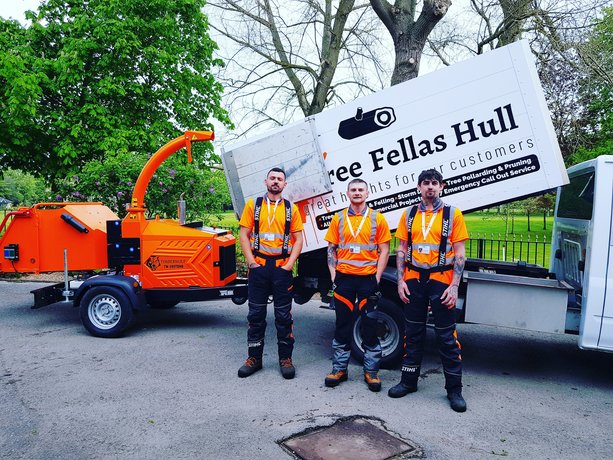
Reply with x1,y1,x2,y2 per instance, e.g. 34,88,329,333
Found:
112,131,238,289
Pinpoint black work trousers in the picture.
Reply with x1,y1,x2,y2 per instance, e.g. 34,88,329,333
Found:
246,260,294,360
332,272,381,373
401,278,462,390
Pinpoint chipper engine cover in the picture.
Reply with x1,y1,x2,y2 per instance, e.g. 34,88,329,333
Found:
114,217,237,289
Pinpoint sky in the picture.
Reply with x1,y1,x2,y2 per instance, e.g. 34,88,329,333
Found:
0,0,40,23
0,0,476,143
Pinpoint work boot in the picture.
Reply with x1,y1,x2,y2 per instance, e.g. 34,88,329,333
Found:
279,358,295,379
364,372,382,392
388,381,418,398
447,388,467,412
324,370,348,387
237,357,262,378
388,370,418,398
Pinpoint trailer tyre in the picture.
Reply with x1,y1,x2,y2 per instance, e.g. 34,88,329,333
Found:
351,297,404,369
231,296,247,305
80,286,133,338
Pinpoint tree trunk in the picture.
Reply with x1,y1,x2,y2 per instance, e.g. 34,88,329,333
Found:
371,0,451,85
309,0,356,114
527,209,531,231
498,0,533,47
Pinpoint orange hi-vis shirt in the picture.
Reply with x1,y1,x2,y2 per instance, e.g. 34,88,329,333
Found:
395,204,468,284
324,207,392,276
239,197,304,267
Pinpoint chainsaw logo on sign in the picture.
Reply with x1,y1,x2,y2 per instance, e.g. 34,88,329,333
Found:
338,106,396,140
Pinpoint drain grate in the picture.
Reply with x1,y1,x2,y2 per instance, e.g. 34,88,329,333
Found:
280,416,422,460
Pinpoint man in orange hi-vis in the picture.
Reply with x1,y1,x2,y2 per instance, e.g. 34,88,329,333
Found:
324,178,391,392
390,169,468,412
238,167,303,380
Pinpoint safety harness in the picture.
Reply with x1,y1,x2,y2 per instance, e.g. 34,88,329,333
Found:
405,204,455,281
253,196,292,260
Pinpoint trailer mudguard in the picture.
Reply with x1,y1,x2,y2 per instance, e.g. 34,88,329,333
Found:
74,275,146,310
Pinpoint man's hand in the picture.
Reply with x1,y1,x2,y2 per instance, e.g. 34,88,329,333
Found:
281,262,293,272
248,262,261,269
398,280,410,303
440,284,459,309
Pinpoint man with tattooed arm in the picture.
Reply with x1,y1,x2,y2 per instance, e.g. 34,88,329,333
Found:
389,169,469,412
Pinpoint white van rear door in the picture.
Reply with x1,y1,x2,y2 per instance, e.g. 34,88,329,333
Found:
596,187,613,350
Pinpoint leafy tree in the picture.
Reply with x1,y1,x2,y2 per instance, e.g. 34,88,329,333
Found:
0,169,47,206
53,143,231,220
420,1,609,164
568,7,612,164
0,0,231,183
523,194,555,231
207,0,389,136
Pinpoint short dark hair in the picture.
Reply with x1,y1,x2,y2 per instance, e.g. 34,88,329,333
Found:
418,169,443,184
347,178,368,190
267,167,286,179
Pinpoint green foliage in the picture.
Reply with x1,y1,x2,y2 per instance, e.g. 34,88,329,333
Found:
53,143,231,219
0,168,47,206
568,7,612,165
0,0,231,182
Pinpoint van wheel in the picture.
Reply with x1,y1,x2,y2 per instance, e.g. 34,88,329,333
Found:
351,297,404,369
80,286,133,338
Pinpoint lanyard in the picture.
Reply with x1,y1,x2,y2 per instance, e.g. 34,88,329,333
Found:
266,197,280,228
346,208,370,240
421,210,437,241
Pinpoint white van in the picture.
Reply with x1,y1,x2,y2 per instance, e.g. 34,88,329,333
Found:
550,155,613,351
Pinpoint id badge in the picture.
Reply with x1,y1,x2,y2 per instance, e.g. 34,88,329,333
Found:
350,245,361,254
417,245,430,255
263,233,275,241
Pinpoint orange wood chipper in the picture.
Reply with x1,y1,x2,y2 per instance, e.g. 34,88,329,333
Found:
0,131,247,337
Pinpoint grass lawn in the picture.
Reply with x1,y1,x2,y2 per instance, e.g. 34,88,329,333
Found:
464,211,553,239
204,211,240,228
463,211,553,266
208,211,554,236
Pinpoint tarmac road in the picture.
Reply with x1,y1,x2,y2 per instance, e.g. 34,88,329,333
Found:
1,280,612,459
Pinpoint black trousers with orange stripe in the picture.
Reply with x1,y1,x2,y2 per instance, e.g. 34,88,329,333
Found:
332,272,381,373
246,260,295,360
401,278,462,390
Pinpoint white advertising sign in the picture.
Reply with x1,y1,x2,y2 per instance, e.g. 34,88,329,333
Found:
223,40,568,253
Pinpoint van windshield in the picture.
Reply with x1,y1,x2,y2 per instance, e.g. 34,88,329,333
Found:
556,171,595,220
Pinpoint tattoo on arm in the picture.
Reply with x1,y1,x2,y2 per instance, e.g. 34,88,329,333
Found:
396,250,406,282
452,254,466,285
327,245,338,268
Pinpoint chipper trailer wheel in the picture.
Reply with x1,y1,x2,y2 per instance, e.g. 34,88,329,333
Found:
80,286,134,338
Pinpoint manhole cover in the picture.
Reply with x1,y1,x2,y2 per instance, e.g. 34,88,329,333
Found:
280,416,422,460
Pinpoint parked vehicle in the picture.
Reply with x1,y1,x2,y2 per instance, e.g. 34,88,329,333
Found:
5,40,608,359
1,132,248,337
221,41,611,366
